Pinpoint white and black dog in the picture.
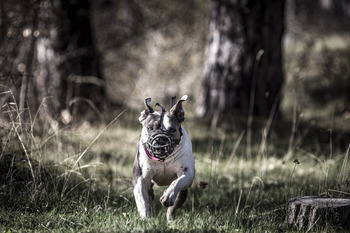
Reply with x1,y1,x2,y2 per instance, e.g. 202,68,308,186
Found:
133,95,195,221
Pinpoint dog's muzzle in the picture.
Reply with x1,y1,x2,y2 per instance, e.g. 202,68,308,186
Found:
144,129,180,161
143,102,182,161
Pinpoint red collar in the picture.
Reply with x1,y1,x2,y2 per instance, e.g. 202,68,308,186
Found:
143,145,164,162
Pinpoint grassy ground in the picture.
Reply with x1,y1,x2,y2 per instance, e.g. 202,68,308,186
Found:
0,105,349,232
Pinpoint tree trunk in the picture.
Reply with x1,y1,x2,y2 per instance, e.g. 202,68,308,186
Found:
197,0,285,120
286,196,350,231
60,0,104,111
33,0,62,123
32,0,104,123
0,0,104,124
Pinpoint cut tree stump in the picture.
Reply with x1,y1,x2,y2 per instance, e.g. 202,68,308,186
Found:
286,196,350,231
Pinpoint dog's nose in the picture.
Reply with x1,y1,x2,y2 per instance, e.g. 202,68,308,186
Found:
154,137,167,145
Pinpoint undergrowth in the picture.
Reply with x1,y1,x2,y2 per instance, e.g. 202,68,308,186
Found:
0,93,349,232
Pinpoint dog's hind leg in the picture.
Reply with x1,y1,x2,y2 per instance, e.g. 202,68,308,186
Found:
166,189,188,222
148,181,155,214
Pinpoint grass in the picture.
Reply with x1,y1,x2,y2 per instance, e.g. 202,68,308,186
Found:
1,101,350,233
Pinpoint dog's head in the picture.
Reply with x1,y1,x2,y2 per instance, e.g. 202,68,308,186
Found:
139,95,188,160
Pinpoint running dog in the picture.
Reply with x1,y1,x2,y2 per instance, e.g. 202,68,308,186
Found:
132,95,195,221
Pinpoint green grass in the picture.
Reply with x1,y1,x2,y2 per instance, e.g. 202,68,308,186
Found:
1,105,350,232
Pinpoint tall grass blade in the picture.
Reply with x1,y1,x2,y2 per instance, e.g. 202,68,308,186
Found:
337,143,350,184
235,189,243,217
12,120,35,182
226,130,245,169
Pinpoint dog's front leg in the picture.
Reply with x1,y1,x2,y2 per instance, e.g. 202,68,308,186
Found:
133,176,152,219
160,168,194,207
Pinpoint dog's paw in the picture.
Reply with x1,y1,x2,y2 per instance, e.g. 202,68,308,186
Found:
166,209,175,222
160,190,175,207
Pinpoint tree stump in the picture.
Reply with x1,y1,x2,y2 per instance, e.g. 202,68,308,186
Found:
286,196,350,231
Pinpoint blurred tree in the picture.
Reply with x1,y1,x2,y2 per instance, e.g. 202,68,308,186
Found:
90,0,207,108
0,0,37,116
197,0,285,124
0,0,104,125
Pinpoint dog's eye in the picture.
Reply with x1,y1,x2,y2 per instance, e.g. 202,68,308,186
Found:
169,128,176,133
147,126,154,131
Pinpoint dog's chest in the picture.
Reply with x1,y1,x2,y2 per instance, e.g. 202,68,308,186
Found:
139,149,186,186
138,127,193,187
151,162,180,186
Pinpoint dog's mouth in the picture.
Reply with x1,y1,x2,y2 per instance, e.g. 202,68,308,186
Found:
145,131,175,160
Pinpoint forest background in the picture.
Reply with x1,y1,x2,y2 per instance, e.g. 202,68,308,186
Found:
1,0,350,232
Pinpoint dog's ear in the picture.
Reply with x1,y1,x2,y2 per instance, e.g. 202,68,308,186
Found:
144,97,154,114
139,97,154,122
169,95,187,123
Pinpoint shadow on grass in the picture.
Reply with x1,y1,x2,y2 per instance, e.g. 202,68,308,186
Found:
0,151,131,214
